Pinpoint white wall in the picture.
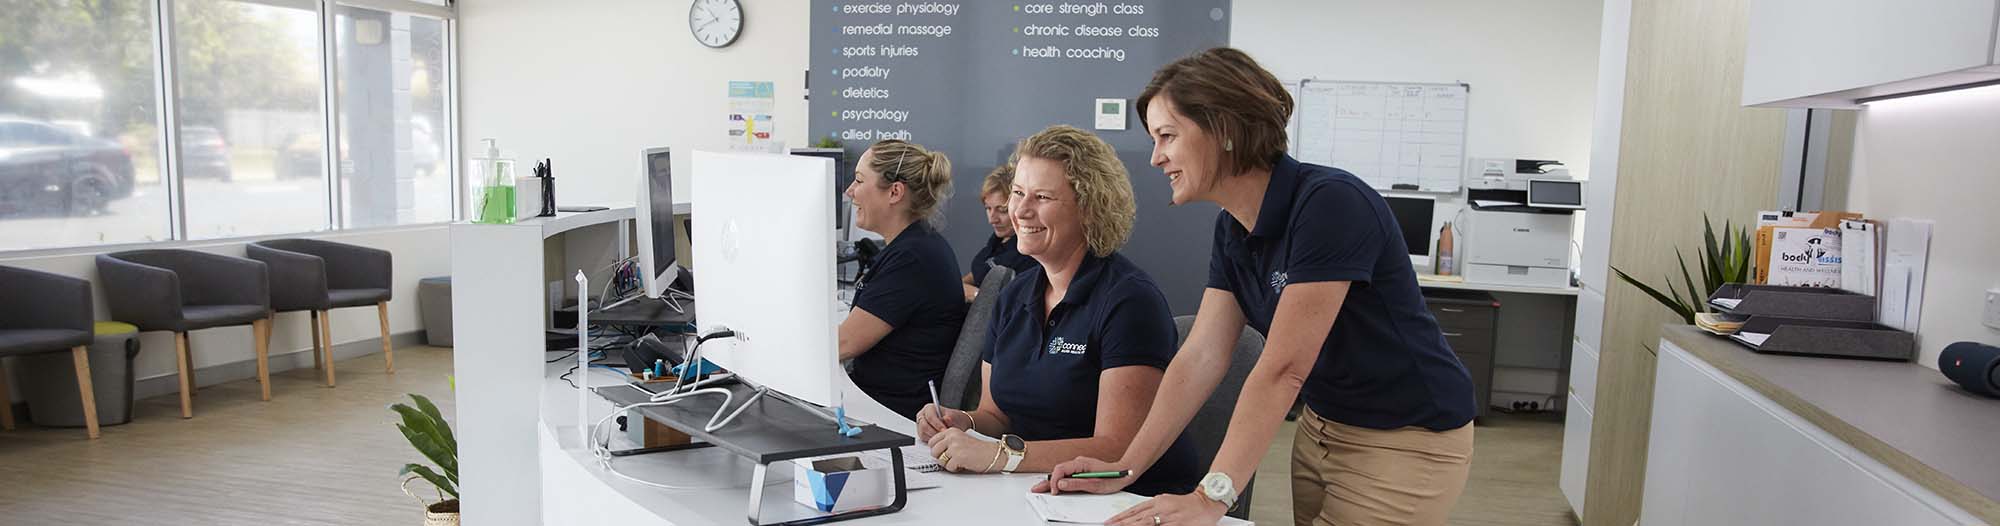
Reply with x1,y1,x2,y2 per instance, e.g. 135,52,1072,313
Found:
1846,84,2000,368
457,0,811,210
0,227,449,399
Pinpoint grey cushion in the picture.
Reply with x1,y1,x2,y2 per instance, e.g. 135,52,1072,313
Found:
939,266,1015,410
0,329,92,356
328,288,391,308
181,305,271,331
1174,314,1266,520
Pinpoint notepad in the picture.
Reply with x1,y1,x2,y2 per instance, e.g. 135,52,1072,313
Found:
1023,493,1253,525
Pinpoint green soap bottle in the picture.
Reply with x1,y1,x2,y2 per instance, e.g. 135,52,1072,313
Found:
472,138,516,224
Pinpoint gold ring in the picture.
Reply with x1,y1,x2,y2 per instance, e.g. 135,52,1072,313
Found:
939,453,951,464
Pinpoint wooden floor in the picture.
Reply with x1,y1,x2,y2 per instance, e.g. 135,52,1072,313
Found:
1,347,1574,525
0,346,456,525
1248,410,1579,526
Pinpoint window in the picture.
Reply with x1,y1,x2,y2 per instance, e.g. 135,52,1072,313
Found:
0,0,171,250
335,6,452,227
0,0,454,252
174,0,332,239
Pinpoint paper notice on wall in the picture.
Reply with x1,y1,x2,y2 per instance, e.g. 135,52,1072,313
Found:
728,81,780,153
1765,227,1843,288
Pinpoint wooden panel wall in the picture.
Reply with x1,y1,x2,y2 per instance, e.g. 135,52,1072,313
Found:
1581,0,1789,523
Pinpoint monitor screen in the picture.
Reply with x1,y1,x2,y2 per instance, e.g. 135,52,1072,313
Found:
1384,196,1436,257
790,148,851,229
642,148,676,295
1529,179,1584,208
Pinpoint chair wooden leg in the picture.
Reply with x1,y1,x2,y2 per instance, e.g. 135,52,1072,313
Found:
0,360,15,431
175,332,193,418
378,301,394,374
319,310,337,388
71,347,100,439
310,310,324,371
253,318,272,402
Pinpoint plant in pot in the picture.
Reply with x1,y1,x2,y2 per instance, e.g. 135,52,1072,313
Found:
392,393,459,525
1612,214,1752,331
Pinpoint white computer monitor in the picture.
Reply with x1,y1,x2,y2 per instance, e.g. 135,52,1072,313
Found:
690,150,840,407
1384,195,1438,269
634,147,682,299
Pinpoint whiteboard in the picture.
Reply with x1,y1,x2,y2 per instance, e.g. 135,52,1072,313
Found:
1292,80,1469,193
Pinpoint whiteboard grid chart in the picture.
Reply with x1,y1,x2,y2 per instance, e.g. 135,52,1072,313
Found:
1293,80,1470,193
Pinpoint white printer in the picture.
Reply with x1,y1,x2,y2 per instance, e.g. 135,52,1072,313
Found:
1462,159,1583,288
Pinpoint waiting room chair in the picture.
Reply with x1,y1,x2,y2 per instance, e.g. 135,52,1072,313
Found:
0,266,103,439
247,238,394,388
939,266,1015,410
1174,314,1267,520
96,249,271,418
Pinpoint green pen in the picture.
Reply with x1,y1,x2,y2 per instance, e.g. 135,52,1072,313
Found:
1066,470,1130,479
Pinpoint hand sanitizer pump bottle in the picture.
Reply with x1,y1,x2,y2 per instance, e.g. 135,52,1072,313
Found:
472,139,517,224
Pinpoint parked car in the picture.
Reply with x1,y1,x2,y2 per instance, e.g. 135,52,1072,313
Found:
0,117,137,216
178,125,232,180
277,116,442,179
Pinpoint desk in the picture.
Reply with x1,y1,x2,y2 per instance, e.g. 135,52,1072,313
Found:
1418,278,1580,412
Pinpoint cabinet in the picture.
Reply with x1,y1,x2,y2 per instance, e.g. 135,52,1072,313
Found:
1425,290,1499,416
1743,0,2000,108
1642,340,1978,525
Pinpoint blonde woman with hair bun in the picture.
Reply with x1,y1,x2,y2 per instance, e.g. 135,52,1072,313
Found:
838,140,967,419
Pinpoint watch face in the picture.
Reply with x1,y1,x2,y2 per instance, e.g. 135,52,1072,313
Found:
1005,434,1026,451
688,0,742,48
1202,473,1231,495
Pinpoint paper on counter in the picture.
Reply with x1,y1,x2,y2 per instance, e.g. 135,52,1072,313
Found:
1024,492,1252,525
1730,332,1771,348
1709,298,1743,310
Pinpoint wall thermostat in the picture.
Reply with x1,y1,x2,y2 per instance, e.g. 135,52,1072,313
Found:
1094,98,1127,131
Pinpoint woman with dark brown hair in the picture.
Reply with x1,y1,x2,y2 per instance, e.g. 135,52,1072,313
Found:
1035,48,1478,526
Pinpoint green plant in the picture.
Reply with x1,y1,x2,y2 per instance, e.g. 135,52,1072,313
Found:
1612,214,1752,324
813,136,844,149
392,393,458,503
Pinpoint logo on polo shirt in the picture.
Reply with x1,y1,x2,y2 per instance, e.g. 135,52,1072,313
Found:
1269,271,1289,293
1046,336,1088,355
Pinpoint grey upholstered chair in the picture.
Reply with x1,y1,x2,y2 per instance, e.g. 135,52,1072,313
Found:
96,249,271,418
1174,314,1267,520
0,266,102,439
246,239,394,387
938,266,1015,410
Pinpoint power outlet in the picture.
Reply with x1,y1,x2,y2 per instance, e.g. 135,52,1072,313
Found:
1985,288,2000,330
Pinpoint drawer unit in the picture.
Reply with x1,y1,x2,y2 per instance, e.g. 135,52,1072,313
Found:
1424,289,1500,416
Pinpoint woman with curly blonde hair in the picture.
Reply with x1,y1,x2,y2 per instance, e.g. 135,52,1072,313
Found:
912,125,1201,498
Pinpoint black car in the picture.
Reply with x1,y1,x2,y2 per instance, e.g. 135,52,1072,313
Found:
0,118,137,216
178,125,233,180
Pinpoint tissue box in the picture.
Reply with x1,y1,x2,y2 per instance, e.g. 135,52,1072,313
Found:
793,456,891,513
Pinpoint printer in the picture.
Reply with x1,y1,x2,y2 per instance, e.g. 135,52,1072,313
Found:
1462,158,1583,288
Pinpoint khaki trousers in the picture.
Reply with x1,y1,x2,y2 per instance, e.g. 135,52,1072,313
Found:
1290,407,1474,526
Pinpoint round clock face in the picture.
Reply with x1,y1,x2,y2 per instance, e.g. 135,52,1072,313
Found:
688,0,743,48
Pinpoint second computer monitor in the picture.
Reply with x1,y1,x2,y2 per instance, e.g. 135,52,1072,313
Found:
636,147,679,298
1384,195,1437,266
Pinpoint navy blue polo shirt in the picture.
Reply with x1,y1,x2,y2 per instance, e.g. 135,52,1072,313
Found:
1207,154,1475,432
968,234,1038,285
850,222,968,419
983,253,1200,496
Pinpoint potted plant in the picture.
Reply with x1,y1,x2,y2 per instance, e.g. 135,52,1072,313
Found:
1612,214,1753,327
392,393,459,525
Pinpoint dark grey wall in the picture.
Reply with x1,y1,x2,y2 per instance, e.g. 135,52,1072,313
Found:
811,1,1231,314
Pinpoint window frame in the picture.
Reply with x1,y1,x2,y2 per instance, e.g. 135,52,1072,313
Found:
0,0,459,255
